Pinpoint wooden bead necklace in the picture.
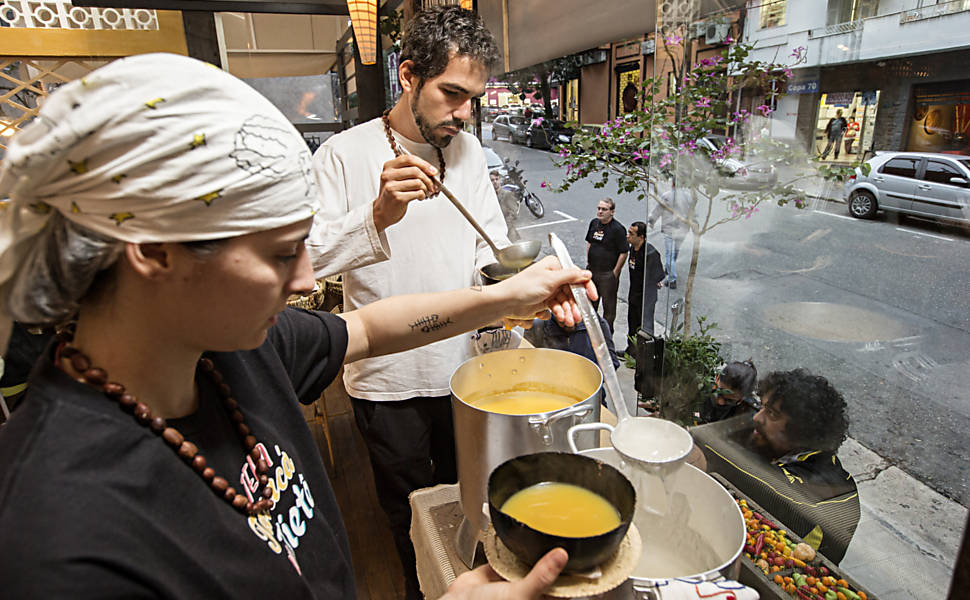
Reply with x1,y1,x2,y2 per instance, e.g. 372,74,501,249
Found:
381,108,446,195
55,336,275,516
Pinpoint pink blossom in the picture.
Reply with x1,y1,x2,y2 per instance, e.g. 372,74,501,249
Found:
659,154,672,169
725,35,734,44
633,148,649,162
756,104,774,116
664,34,683,46
540,181,547,188
696,96,712,108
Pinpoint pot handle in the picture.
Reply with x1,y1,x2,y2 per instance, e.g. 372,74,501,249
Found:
527,402,591,426
566,422,613,453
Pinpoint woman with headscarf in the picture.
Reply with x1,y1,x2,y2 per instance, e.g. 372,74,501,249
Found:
0,53,588,599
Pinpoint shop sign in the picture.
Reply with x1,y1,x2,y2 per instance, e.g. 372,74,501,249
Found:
825,92,854,107
788,80,819,95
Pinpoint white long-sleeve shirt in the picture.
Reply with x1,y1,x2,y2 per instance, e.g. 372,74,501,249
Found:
310,118,510,401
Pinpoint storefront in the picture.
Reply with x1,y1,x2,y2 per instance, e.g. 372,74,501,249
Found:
906,79,970,155
813,89,880,163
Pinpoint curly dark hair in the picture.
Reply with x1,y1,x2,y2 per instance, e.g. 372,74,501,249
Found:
759,368,848,452
720,360,758,398
400,6,500,84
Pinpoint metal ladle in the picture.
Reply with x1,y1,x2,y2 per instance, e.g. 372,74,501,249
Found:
549,233,694,474
397,146,541,269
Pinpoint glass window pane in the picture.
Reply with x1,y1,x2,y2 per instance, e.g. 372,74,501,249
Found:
923,160,961,183
881,157,920,177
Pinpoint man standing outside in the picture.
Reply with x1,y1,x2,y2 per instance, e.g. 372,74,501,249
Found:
585,198,628,332
309,8,510,598
623,221,665,355
747,369,860,563
649,180,691,290
820,108,848,160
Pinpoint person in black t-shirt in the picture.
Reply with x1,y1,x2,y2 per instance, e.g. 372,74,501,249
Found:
0,53,593,600
622,221,665,355
585,197,629,332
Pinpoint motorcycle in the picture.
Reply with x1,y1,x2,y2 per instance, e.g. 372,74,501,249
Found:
500,158,545,218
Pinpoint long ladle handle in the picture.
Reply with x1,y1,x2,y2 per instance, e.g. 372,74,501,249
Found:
549,232,632,421
394,144,503,257
434,178,503,257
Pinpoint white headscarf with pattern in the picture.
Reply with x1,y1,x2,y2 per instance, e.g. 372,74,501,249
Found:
0,52,320,350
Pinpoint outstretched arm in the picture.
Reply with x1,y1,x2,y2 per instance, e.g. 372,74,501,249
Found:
340,257,597,364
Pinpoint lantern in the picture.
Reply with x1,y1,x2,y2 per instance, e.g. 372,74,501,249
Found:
347,0,378,65
459,0,473,9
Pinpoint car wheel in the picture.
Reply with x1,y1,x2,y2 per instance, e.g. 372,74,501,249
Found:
848,190,877,219
524,192,544,218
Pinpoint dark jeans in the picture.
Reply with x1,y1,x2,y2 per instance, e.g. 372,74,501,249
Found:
351,396,457,600
590,270,619,332
821,134,844,159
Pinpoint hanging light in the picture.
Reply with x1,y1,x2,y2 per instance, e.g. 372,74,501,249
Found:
347,0,378,65
459,0,473,9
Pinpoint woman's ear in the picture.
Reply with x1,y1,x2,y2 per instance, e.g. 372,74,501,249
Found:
125,242,175,279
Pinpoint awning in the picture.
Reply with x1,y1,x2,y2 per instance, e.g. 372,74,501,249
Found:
477,0,743,72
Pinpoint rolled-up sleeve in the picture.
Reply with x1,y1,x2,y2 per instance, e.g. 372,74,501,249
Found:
307,144,391,279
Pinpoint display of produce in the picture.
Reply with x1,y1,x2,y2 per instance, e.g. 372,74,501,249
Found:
736,497,873,600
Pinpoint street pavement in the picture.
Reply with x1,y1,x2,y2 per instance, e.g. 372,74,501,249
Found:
482,124,967,599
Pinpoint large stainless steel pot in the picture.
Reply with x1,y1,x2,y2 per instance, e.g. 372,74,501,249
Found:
450,348,603,566
579,447,745,597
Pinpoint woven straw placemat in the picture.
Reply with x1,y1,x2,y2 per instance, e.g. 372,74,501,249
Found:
483,523,641,598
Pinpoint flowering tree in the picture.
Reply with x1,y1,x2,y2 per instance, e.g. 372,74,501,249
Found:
548,35,815,334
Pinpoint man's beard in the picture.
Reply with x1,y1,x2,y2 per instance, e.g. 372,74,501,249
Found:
411,88,462,149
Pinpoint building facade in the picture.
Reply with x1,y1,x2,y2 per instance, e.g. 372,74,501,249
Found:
744,0,970,161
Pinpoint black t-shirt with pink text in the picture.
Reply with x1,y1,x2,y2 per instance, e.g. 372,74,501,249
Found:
0,308,353,599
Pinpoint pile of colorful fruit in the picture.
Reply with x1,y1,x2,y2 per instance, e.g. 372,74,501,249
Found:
737,498,870,600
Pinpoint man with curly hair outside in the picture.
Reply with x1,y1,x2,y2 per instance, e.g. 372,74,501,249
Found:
748,369,860,563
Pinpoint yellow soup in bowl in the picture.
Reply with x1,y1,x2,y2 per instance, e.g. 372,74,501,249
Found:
500,482,621,537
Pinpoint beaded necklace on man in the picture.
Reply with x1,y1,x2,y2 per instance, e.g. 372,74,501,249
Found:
381,109,445,195
55,333,275,516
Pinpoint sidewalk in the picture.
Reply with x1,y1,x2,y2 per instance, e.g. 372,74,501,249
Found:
608,324,966,600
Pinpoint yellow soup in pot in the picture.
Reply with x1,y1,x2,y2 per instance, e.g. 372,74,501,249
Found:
500,482,621,537
465,383,583,415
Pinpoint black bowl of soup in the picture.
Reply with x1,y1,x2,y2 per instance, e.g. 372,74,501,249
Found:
488,452,636,571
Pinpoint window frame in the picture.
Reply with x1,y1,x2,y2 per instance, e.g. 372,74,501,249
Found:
922,159,969,187
879,156,922,179
759,0,787,29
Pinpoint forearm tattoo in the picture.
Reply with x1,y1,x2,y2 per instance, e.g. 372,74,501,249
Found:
408,314,454,333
